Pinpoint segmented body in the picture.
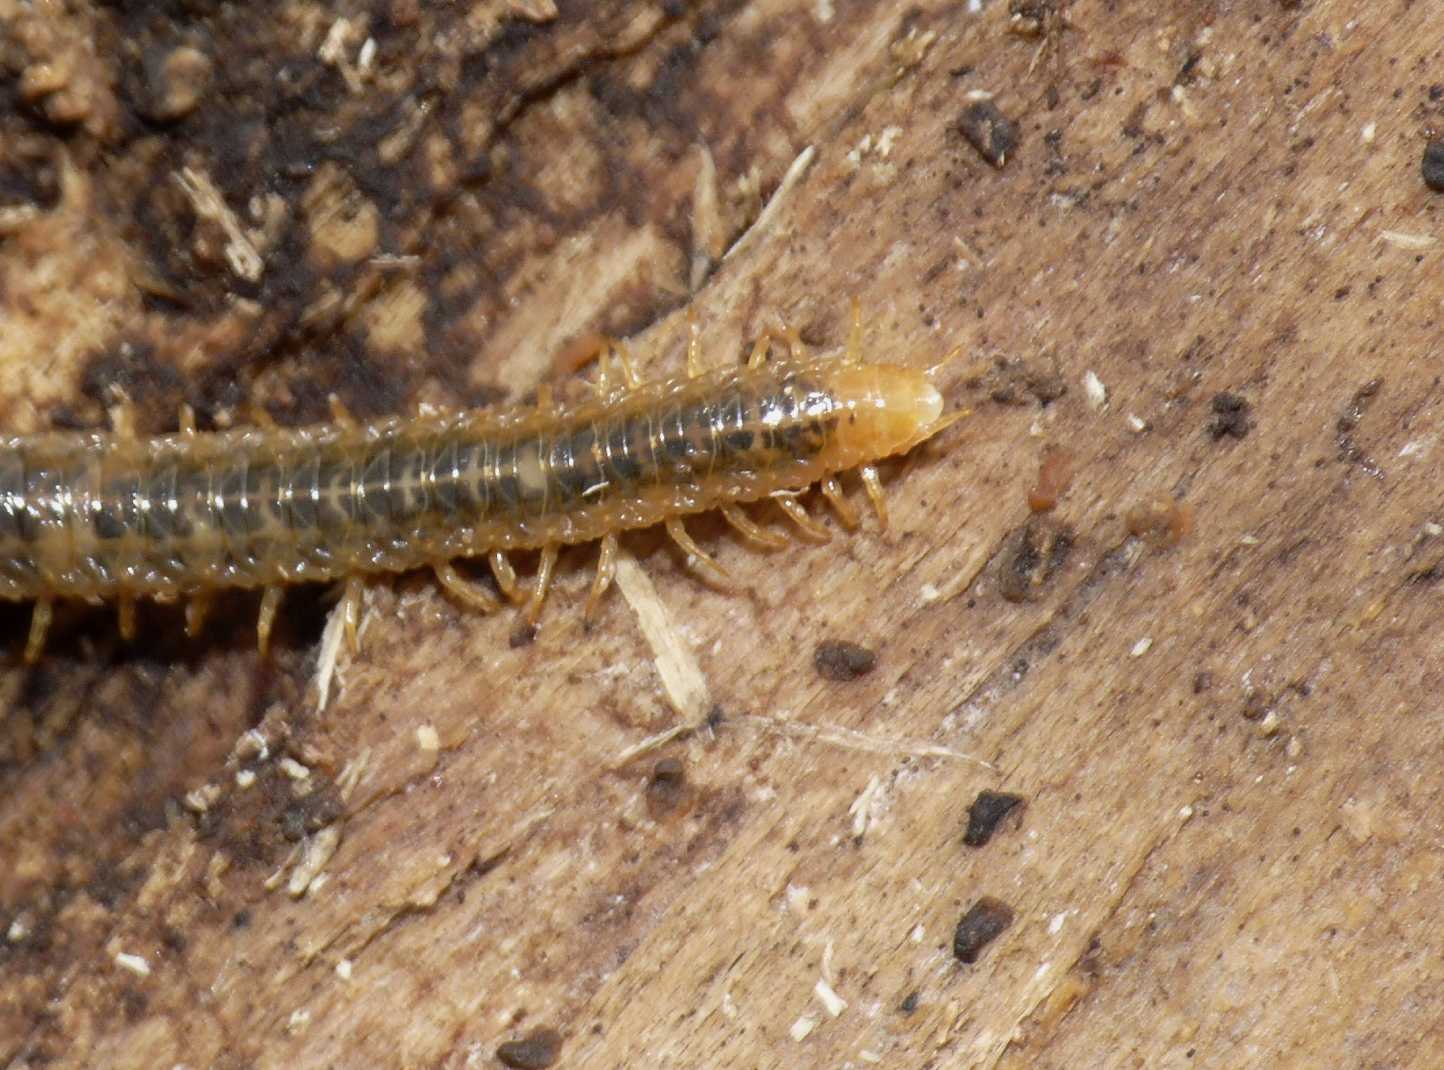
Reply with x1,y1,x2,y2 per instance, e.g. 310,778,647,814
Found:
0,357,943,605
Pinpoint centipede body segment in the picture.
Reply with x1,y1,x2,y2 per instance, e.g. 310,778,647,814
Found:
0,312,958,660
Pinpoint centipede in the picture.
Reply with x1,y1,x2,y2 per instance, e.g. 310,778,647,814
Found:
0,306,960,662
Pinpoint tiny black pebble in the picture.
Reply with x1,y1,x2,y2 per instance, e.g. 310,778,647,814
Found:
496,1027,563,1069
814,640,878,681
1207,392,1251,440
957,100,1019,168
509,624,538,648
898,990,920,1015
1423,140,1444,193
953,897,1015,964
963,791,1026,847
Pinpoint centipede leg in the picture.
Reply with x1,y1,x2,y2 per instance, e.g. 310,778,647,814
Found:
774,495,832,543
747,334,773,370
583,534,619,622
179,402,197,435
615,341,640,388
434,560,501,613
819,476,860,530
342,575,364,652
257,584,284,656
721,504,788,550
536,383,555,414
117,594,137,642
185,592,211,638
686,307,704,378
777,321,805,361
328,394,358,428
110,391,138,439
25,599,52,664
524,544,559,625
845,296,864,363
860,464,889,531
595,347,613,394
666,518,734,589
490,550,524,604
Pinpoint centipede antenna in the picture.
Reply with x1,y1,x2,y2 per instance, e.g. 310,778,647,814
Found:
902,408,971,452
721,504,788,550
434,560,501,613
859,465,889,530
924,345,968,381
686,308,704,378
342,575,364,652
257,584,284,656
117,594,137,642
185,592,211,638
25,599,52,664
666,518,734,589
490,550,523,603
585,533,619,623
525,544,560,624
774,494,832,542
820,476,860,530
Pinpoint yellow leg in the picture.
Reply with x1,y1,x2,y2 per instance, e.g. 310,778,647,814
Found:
846,297,864,363
666,518,734,589
774,495,831,542
819,476,859,530
615,341,640,388
257,585,284,656
342,575,364,652
524,544,559,625
490,551,523,604
776,321,805,361
110,391,138,439
686,307,704,378
185,592,211,638
721,504,788,550
585,533,619,622
860,464,889,530
328,394,357,428
25,599,52,664
179,402,197,435
535,382,554,414
117,594,137,642
249,405,278,429
433,560,501,613
595,346,613,394
747,334,772,370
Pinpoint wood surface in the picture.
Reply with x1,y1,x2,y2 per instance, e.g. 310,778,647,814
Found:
3,0,1443,1067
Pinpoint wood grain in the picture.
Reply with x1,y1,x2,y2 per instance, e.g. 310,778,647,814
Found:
3,1,1443,1067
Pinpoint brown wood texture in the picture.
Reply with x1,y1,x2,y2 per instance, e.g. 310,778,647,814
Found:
3,0,1444,1066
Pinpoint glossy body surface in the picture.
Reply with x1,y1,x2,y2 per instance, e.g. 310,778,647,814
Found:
0,358,943,603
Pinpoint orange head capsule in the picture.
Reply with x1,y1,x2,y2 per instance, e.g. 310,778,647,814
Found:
827,364,949,464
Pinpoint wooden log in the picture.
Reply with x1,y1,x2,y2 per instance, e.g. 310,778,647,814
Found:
2,1,1441,1065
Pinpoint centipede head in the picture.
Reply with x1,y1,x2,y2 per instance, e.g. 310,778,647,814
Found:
827,363,949,461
